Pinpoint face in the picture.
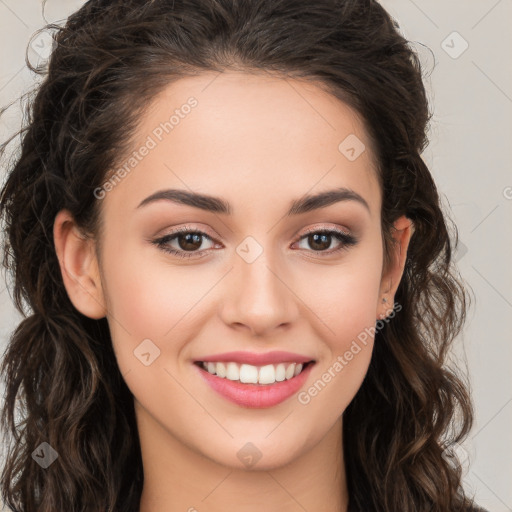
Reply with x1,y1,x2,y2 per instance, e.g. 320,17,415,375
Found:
56,70,411,471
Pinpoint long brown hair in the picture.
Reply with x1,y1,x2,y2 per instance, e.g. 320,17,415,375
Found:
1,1,477,510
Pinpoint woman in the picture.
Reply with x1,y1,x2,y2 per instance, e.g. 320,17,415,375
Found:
0,0,487,511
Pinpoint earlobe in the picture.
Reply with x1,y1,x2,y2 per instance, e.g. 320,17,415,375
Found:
377,215,414,319
53,209,107,319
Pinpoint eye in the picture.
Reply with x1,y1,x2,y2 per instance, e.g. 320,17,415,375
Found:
152,225,358,260
152,226,218,259
293,227,358,256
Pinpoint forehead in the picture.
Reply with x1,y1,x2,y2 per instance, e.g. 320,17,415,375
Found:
102,70,381,220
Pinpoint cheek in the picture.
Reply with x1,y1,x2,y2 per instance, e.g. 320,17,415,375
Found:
100,239,213,338
295,284,378,426
292,250,382,408
98,236,228,380
97,239,181,371
298,246,383,344
307,271,378,362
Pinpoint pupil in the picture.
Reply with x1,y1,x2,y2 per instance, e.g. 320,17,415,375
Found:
310,233,330,251
180,233,202,251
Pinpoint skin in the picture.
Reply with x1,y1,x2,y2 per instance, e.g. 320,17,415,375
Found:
54,70,413,512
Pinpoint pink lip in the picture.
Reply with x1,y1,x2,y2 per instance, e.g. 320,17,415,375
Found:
194,361,315,409
195,351,315,366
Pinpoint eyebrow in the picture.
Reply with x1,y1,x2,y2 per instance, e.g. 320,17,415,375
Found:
136,187,370,216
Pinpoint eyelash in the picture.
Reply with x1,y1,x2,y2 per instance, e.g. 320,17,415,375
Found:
152,225,358,259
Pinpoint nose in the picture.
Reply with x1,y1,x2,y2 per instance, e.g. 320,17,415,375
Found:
219,247,300,337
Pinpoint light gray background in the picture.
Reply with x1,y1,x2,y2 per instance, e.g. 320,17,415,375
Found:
0,1,511,510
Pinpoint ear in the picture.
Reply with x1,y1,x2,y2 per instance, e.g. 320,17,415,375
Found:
377,215,414,319
53,209,107,319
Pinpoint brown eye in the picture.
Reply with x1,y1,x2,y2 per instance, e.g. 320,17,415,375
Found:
176,232,204,251
306,233,334,251
295,229,358,256
153,229,217,259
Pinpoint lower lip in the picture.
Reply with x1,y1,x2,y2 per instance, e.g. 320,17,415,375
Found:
194,362,315,409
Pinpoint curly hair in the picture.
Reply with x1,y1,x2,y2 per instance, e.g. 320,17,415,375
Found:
0,0,479,511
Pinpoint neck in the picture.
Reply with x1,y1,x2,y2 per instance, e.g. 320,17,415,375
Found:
136,400,349,512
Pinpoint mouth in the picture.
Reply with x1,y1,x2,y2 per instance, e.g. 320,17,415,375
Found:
193,358,316,408
193,360,315,386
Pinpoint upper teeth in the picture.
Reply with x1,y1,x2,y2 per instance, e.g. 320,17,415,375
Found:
200,361,304,385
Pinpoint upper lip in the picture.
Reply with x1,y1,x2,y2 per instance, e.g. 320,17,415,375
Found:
195,351,315,366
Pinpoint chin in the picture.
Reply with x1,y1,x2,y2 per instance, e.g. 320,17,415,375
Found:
198,433,313,472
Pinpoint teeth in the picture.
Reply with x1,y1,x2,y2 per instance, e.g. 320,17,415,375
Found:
226,362,239,381
200,361,306,385
216,362,226,378
275,363,286,382
285,363,295,380
240,364,258,384
258,364,276,385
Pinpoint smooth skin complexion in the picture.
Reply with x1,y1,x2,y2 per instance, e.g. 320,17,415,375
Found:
53,71,413,512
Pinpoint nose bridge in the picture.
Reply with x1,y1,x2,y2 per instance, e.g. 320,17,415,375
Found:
220,234,298,335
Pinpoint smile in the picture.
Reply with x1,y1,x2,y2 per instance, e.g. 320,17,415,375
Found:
195,360,312,385
193,360,316,408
